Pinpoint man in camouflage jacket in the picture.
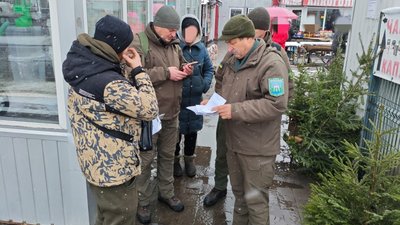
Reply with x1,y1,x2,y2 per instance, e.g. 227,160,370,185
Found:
63,15,158,225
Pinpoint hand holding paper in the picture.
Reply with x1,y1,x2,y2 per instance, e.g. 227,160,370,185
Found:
212,104,232,119
187,93,226,115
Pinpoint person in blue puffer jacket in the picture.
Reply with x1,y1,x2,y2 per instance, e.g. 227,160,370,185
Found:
174,14,214,177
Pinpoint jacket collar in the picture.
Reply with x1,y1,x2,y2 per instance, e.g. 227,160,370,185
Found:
264,31,274,46
77,33,120,63
226,39,267,71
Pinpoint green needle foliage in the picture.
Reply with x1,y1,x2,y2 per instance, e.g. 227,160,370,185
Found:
287,34,374,174
303,108,400,225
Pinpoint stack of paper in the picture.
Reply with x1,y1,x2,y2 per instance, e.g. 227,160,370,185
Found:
187,93,226,115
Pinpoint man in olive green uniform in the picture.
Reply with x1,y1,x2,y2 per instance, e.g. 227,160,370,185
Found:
129,5,193,224
204,7,294,208
213,15,289,225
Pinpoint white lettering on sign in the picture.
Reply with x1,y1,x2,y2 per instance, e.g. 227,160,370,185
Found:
281,0,303,6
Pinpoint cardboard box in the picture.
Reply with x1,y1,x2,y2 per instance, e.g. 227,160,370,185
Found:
304,24,320,33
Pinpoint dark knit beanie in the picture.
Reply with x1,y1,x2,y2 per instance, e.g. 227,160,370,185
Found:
248,7,270,30
182,17,199,33
220,15,255,41
94,15,133,54
154,5,180,29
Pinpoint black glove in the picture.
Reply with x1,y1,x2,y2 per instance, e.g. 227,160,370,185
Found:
130,66,145,87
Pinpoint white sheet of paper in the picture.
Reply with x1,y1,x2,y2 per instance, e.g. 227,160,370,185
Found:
152,115,162,135
187,93,226,115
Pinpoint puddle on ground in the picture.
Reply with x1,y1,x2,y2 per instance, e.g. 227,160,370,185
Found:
273,180,304,189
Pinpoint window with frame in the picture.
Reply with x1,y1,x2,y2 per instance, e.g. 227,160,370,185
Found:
86,0,151,35
86,0,123,36
0,0,57,124
230,8,243,18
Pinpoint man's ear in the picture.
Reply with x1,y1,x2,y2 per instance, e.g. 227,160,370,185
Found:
118,51,125,61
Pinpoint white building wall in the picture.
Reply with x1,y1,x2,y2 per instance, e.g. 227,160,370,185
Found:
218,0,273,37
0,1,91,224
344,0,400,78
0,132,90,225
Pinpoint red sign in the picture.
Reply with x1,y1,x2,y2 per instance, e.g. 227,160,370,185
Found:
303,0,353,8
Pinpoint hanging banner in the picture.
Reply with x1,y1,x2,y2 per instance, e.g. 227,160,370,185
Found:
375,7,400,85
303,0,353,8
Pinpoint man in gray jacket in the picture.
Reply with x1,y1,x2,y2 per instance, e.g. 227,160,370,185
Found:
212,15,289,225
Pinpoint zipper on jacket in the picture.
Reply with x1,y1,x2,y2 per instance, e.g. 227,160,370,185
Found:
187,67,193,134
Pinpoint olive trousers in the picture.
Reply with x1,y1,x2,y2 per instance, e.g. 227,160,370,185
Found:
136,117,179,206
227,151,276,225
89,177,138,225
214,118,229,190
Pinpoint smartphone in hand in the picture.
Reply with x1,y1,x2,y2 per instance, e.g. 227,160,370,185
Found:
180,61,198,72
186,61,198,66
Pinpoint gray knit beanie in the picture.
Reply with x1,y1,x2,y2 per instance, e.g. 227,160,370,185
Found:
248,7,270,31
220,15,255,41
154,5,180,30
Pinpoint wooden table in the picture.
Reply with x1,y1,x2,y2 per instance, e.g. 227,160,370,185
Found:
302,44,332,63
302,37,332,42
285,41,333,64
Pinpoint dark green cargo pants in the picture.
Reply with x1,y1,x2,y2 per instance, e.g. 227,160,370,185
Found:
89,177,138,225
214,118,229,190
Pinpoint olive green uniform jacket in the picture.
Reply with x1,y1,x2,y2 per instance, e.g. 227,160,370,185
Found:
215,39,289,156
264,31,294,100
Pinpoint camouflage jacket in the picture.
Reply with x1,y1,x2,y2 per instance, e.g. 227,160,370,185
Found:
63,34,159,187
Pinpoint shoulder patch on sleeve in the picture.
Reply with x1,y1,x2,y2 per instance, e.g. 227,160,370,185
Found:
268,77,285,97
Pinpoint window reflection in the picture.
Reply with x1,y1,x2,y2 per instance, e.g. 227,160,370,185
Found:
0,0,57,123
127,0,147,33
86,0,122,36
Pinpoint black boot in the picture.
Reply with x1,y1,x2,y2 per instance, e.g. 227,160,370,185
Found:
203,188,227,207
174,156,183,177
184,155,196,177
158,195,185,212
137,205,151,224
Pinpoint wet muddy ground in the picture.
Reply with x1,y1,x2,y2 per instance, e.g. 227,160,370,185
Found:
135,145,311,225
